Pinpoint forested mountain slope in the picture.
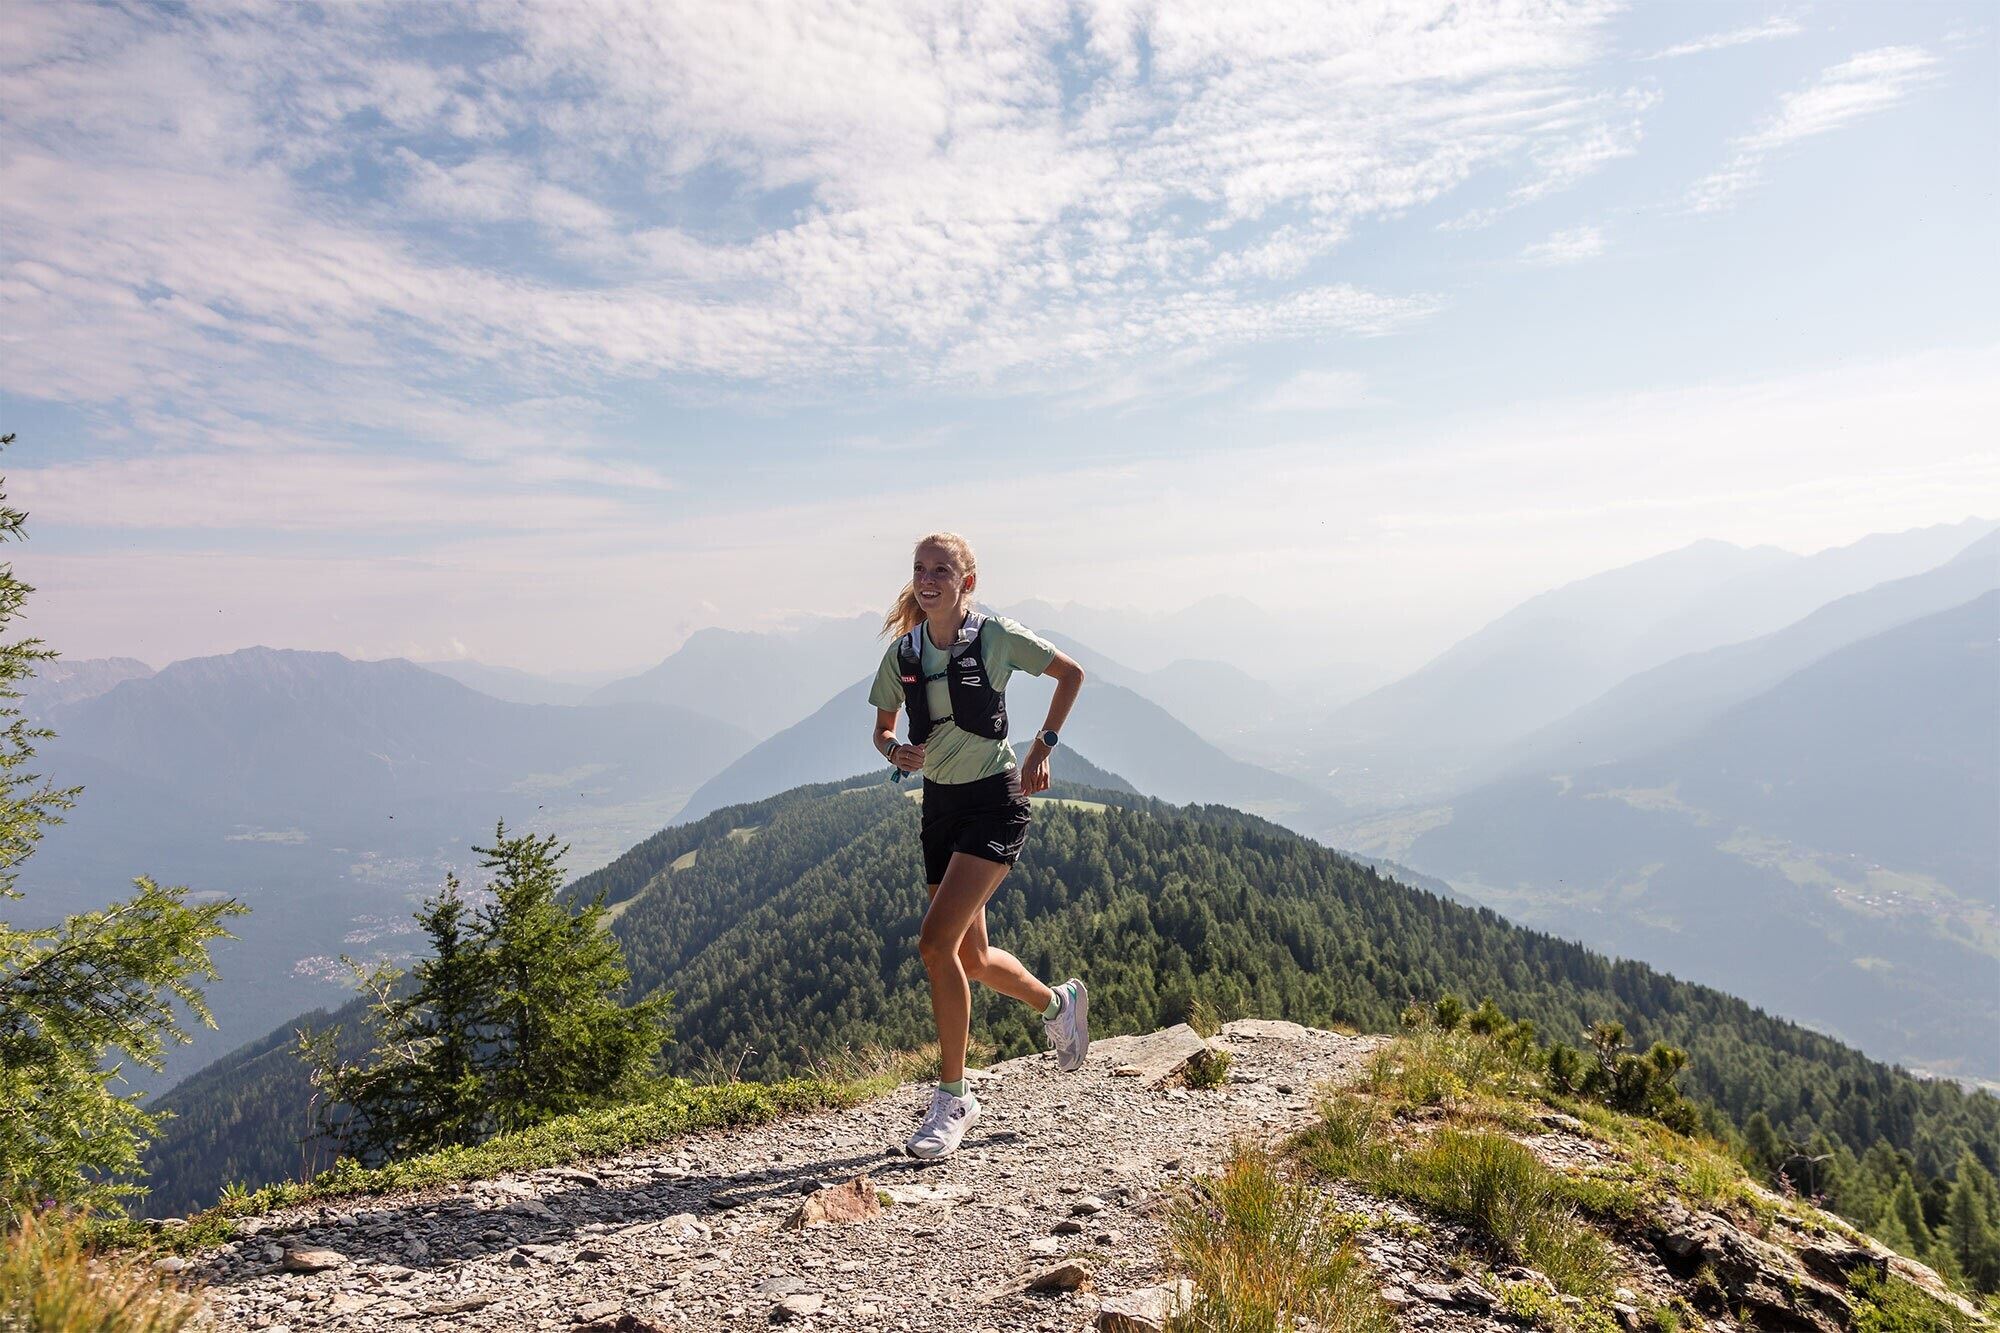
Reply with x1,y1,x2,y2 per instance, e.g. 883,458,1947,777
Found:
141,777,1999,1223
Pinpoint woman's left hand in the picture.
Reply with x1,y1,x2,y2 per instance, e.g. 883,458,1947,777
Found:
1022,741,1052,796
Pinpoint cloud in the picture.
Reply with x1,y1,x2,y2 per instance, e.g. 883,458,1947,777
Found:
23,346,1994,675
1645,16,1804,61
1687,45,1938,213
1250,369,1378,413
1520,224,1606,265
1,0,1630,432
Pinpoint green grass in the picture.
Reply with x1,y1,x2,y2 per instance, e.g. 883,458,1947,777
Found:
98,1072,887,1254
1848,1269,1981,1333
1165,1144,1392,1333
1185,1047,1234,1091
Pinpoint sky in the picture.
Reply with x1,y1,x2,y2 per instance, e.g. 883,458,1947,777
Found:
2,0,1995,677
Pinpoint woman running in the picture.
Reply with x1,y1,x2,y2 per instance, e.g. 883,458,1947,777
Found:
868,532,1091,1159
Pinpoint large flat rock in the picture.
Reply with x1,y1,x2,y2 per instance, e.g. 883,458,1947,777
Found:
1087,1023,1210,1087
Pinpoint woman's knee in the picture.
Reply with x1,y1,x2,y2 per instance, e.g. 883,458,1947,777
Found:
918,920,963,970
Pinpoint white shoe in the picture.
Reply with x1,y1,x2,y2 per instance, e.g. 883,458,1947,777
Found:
906,1086,981,1159
1043,978,1090,1072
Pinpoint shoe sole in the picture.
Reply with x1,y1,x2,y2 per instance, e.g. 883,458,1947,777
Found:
1060,982,1089,1072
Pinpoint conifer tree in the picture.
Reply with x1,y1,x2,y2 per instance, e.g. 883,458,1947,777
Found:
309,826,671,1159
1945,1153,2000,1291
0,434,245,1206
478,825,671,1129
302,876,491,1161
1887,1172,1936,1256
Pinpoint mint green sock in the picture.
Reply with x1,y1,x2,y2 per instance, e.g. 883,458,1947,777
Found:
940,1077,968,1098
1041,987,1064,1022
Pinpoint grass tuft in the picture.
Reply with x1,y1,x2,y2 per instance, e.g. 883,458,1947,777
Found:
3,1202,202,1332
1185,1047,1234,1091
1298,1094,1616,1297
1166,1144,1392,1333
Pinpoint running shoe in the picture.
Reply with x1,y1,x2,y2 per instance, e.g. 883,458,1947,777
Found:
905,1086,981,1159
1043,977,1090,1072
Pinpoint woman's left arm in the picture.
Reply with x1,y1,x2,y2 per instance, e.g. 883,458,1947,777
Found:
1020,652,1084,796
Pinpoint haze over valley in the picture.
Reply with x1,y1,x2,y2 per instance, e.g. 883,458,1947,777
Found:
23,515,1995,1100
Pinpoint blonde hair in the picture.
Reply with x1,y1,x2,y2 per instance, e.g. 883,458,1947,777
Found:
881,532,978,639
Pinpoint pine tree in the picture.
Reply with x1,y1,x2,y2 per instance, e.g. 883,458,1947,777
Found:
1945,1153,2000,1292
0,434,246,1206
303,876,492,1161
1887,1173,1936,1256
479,825,671,1129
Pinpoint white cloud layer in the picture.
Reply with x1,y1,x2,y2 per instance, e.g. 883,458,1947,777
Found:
1645,16,1805,62
1520,224,1606,265
1688,45,1938,213
2,0,1634,431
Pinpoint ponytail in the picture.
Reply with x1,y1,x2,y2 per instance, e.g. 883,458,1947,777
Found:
881,581,923,639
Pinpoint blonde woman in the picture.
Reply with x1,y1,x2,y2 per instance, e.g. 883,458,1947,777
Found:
868,532,1090,1159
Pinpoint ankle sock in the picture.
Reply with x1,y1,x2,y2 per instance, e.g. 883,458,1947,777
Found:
939,1077,967,1098
1041,987,1064,1022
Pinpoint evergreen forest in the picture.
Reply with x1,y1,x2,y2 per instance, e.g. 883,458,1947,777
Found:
145,774,1999,1287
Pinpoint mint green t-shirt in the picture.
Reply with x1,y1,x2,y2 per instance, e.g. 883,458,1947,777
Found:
868,614,1057,785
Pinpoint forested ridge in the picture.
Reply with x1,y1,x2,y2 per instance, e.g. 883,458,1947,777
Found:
144,776,1998,1232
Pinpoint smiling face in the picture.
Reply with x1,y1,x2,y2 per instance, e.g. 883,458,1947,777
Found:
913,541,975,625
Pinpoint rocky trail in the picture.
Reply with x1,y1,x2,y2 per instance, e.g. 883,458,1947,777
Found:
189,1021,1379,1332
185,1019,1986,1333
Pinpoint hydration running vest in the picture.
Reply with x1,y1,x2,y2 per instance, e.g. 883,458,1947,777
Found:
897,611,1008,745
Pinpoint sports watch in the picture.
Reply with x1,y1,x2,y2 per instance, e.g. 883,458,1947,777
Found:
1038,729,1060,748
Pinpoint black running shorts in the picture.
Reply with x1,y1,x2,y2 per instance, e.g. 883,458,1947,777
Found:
920,769,1033,884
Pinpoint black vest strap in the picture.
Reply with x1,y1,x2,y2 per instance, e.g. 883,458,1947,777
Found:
897,611,1008,745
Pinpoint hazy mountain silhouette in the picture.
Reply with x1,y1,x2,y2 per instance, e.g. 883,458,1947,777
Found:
586,614,881,740
413,658,597,706
27,647,756,1089
17,654,153,718
672,677,1137,825
675,644,1337,830
50,647,751,822
1397,592,2000,1080
1502,529,2000,776
1307,521,1997,800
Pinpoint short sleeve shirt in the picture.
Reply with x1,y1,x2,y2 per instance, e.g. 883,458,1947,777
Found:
869,614,1057,785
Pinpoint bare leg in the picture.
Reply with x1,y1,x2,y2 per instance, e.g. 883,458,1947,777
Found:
918,854,1017,1084
959,908,1055,1011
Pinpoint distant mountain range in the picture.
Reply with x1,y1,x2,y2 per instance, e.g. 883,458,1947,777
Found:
24,517,1998,1097
673,657,1336,830
1300,518,1997,804
583,615,882,740
25,648,754,1089
1385,592,2000,1081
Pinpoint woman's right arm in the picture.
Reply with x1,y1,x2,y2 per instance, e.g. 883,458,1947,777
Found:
873,707,924,773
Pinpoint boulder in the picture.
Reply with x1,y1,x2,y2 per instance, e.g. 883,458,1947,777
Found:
786,1175,883,1230
1097,1280,1195,1332
1088,1026,1210,1086
280,1246,346,1273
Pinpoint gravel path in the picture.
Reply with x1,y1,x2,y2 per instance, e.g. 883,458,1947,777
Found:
191,1020,1383,1332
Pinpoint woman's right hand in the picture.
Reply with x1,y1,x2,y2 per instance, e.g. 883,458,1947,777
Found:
890,742,926,774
